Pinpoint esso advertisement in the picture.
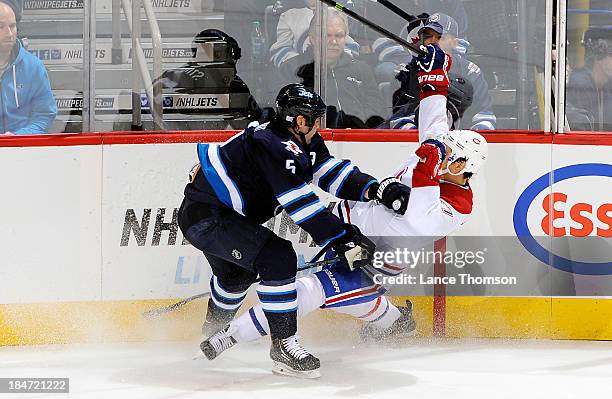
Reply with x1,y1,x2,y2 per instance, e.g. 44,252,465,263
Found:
513,163,612,275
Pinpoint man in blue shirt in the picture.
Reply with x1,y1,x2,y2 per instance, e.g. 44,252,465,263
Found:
0,0,57,135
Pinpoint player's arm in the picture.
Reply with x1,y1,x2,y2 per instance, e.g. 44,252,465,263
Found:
310,135,411,214
310,134,377,201
416,44,452,143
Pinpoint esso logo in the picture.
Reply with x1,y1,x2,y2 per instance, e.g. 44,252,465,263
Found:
513,163,612,275
541,192,611,237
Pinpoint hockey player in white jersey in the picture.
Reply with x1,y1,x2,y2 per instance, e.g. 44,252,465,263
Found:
200,34,488,367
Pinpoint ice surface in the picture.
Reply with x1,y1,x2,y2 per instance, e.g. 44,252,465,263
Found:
2,337,612,399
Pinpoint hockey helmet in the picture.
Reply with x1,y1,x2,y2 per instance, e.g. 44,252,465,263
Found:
276,83,326,127
447,73,474,121
192,29,242,63
443,129,488,174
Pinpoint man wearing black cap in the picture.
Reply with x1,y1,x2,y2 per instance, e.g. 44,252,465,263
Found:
567,26,612,132
0,0,57,135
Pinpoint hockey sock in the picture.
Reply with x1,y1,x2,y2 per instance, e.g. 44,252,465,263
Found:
208,275,248,318
256,280,298,339
330,296,401,329
231,275,326,343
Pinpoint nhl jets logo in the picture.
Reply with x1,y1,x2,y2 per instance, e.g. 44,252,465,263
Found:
231,249,243,260
298,88,314,99
282,140,303,155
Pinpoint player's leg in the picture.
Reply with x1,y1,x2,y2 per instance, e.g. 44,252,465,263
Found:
225,265,416,345
328,296,416,341
228,266,413,343
229,274,326,343
178,198,258,335
202,253,256,336
252,235,321,378
318,265,416,340
196,221,320,377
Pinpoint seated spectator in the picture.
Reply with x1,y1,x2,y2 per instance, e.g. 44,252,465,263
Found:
269,0,360,68
0,0,57,135
278,10,384,128
373,13,497,130
567,26,612,132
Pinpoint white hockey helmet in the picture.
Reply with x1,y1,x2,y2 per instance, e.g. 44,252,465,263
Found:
442,129,488,174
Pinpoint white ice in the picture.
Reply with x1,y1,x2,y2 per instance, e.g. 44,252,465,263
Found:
2,337,612,399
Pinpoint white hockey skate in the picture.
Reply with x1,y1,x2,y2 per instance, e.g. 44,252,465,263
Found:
360,300,417,342
270,335,321,379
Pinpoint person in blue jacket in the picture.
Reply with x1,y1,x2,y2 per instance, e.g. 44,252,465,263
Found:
0,0,57,135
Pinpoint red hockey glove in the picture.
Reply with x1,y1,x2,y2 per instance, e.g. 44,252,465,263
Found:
416,44,452,100
412,139,447,187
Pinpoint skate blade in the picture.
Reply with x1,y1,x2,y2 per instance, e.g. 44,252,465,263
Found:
272,361,321,379
361,328,418,343
192,350,206,360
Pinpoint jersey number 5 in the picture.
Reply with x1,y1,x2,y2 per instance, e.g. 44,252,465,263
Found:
286,159,296,174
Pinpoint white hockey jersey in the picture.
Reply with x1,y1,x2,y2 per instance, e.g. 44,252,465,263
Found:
334,95,473,241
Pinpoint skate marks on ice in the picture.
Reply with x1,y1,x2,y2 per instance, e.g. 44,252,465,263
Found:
3,339,612,398
115,338,422,396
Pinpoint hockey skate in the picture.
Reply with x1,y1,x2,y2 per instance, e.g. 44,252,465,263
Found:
200,324,237,360
359,300,417,342
270,335,321,379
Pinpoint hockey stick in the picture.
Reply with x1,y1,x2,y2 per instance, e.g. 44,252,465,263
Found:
140,257,341,318
317,0,426,57
370,0,419,24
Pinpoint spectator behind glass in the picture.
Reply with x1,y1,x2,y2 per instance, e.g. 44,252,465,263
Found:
567,26,612,132
269,1,360,69
279,10,384,128
0,0,57,135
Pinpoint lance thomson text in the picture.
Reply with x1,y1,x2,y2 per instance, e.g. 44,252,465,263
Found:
372,273,518,286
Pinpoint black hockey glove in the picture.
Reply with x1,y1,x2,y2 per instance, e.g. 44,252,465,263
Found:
331,224,376,271
370,177,412,215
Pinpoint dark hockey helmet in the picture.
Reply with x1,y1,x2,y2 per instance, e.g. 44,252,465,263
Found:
447,73,473,121
192,29,242,63
275,83,326,127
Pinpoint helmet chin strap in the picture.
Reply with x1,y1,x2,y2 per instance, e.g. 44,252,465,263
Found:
445,168,464,176
440,159,466,176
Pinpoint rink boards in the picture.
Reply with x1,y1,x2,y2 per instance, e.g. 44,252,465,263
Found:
0,130,611,345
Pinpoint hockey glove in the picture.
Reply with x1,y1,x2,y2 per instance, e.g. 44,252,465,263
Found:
370,177,412,215
416,44,452,100
413,139,447,187
331,224,376,271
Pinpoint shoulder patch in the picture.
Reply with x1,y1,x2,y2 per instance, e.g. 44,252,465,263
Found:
281,140,303,155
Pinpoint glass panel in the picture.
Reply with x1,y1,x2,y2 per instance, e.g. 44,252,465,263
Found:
90,0,248,132
7,0,69,134
565,0,612,133
291,0,547,131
